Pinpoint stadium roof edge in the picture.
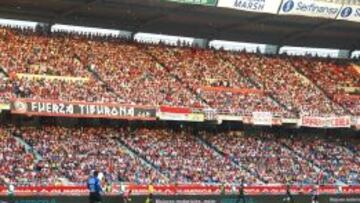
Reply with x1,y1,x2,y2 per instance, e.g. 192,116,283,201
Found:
0,0,360,49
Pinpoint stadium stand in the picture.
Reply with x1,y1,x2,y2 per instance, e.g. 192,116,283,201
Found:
16,126,166,185
221,52,347,117
119,127,253,184
0,24,359,189
0,0,360,202
0,127,43,186
199,130,323,185
291,58,360,115
282,133,359,185
0,125,358,186
145,45,289,116
0,26,358,118
0,27,118,103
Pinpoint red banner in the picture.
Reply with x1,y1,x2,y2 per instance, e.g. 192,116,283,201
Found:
160,106,191,114
1,185,359,195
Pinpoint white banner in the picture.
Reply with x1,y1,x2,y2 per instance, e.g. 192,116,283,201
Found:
252,112,273,126
217,0,282,14
337,5,360,22
356,117,360,129
158,112,204,122
203,108,217,120
279,0,342,19
0,103,10,110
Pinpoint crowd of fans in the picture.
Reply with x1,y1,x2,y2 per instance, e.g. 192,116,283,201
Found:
0,76,11,103
221,52,348,116
291,58,360,115
12,77,117,102
0,125,358,186
83,40,200,107
0,127,51,186
0,26,358,117
282,134,359,185
17,126,165,185
0,28,89,76
145,45,289,116
0,27,119,103
120,127,252,184
199,131,322,185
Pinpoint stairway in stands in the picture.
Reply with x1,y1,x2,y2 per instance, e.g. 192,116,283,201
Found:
193,131,265,184
11,131,72,185
142,46,209,106
290,60,352,115
115,136,169,183
279,139,345,185
217,53,295,117
13,136,43,161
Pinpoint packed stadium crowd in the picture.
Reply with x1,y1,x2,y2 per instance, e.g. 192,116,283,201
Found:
221,53,348,116
16,126,165,185
0,26,359,187
199,131,323,185
0,127,50,186
0,27,119,103
85,40,200,107
146,45,288,116
0,26,358,117
0,77,11,103
120,128,252,184
0,125,358,186
292,58,360,115
281,134,360,185
12,78,118,102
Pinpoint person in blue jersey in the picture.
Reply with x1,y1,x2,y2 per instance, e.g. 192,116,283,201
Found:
87,171,103,203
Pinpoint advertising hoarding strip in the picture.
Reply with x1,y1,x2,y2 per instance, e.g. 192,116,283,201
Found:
1,195,360,203
337,5,360,23
163,0,360,23
1,184,360,195
217,0,282,14
278,0,342,19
